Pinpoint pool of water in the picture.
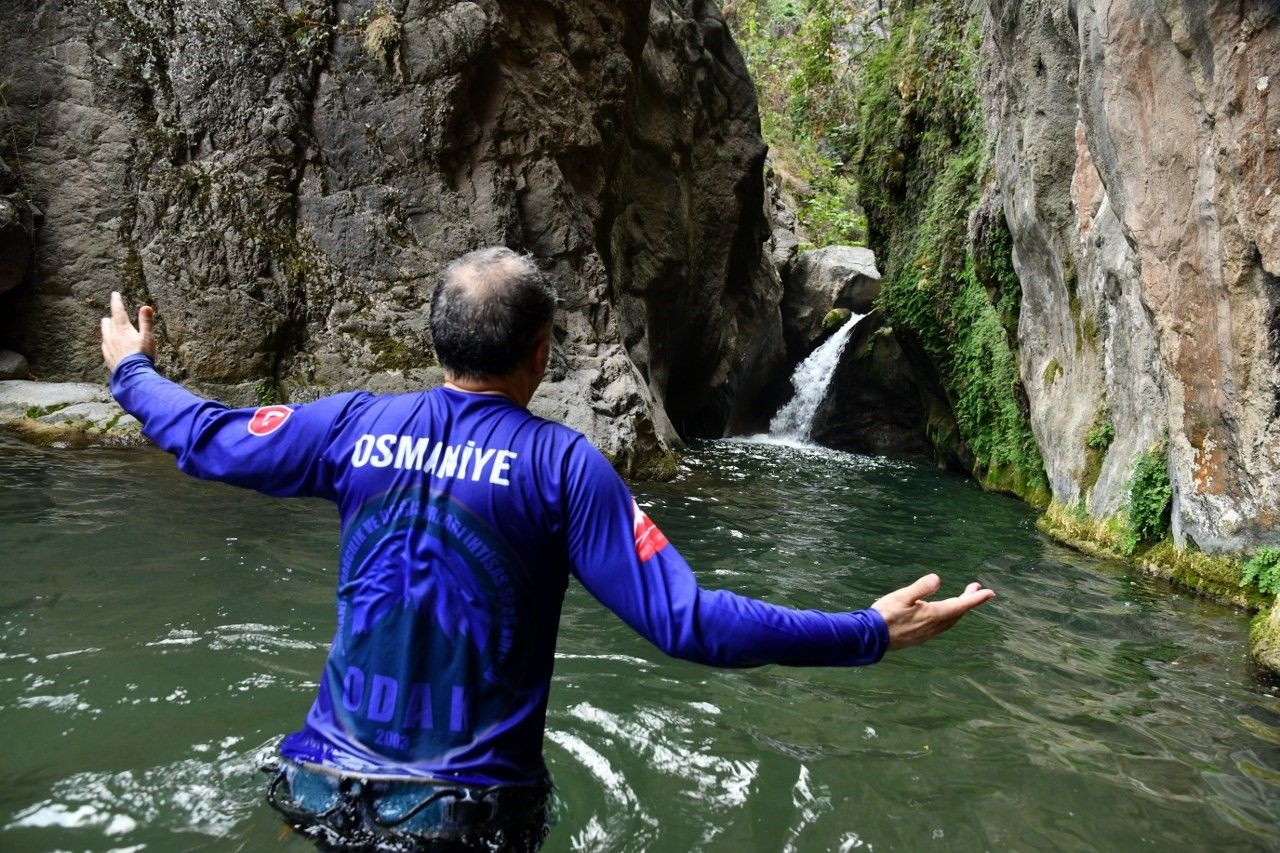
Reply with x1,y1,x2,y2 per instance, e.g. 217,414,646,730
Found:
1,433,1277,850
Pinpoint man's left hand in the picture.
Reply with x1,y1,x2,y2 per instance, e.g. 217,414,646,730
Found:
101,291,156,373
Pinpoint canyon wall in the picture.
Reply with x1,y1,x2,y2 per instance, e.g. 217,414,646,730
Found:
0,0,784,474
984,0,1280,551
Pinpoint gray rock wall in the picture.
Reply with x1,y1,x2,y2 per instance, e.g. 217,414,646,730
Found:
0,0,782,473
983,0,1280,551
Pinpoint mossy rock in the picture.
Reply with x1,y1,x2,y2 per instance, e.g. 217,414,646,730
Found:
822,308,852,332
1250,600,1280,674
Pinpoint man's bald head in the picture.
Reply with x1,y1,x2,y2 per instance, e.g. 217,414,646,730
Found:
429,246,557,380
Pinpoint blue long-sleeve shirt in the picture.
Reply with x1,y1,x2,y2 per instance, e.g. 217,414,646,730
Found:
110,353,888,785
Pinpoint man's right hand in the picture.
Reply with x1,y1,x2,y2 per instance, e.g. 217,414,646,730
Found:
100,291,157,373
871,574,995,651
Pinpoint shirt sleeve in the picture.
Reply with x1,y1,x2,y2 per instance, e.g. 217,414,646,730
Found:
562,437,889,668
109,353,365,500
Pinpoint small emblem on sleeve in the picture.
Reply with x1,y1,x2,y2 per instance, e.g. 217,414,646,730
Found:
632,499,669,561
247,405,293,436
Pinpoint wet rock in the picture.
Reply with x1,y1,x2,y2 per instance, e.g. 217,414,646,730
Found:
1253,597,1280,674
811,312,968,470
36,401,140,434
781,246,881,361
0,350,29,380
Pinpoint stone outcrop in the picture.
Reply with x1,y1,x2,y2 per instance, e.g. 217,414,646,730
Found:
0,0,783,472
781,245,880,361
982,0,1280,552
0,380,140,443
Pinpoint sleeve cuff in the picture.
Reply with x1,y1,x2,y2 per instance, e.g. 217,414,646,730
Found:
860,607,891,664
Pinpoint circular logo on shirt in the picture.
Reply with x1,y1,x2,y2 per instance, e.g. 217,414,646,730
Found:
247,405,293,436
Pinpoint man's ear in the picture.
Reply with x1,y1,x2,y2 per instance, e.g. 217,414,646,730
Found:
530,328,551,377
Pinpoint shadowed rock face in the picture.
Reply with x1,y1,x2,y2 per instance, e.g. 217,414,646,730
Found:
984,0,1280,551
0,157,36,299
0,0,782,473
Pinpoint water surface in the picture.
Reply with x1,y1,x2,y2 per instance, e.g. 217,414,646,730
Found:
1,433,1277,850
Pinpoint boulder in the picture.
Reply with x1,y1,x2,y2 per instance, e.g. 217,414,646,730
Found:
810,312,969,470
781,245,880,362
0,350,28,380
0,380,111,416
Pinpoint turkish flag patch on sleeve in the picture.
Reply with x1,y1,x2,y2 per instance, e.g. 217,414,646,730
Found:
632,499,669,561
247,405,293,436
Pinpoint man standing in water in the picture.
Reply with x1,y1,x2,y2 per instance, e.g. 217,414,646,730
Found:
101,246,994,850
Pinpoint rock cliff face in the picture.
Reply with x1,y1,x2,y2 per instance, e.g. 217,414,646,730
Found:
983,0,1280,552
0,0,783,473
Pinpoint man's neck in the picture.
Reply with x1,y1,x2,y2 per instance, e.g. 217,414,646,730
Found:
443,374,529,407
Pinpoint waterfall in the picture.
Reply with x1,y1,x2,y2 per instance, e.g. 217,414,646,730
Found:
768,313,865,441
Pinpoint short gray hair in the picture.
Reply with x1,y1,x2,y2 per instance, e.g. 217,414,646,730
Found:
429,247,557,379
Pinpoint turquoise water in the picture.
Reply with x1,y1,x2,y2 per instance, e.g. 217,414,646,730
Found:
1,433,1277,850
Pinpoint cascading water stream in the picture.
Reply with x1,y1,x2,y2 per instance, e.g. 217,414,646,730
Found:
768,313,865,441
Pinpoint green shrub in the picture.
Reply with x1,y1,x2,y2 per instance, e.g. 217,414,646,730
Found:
1240,547,1280,596
1086,414,1114,450
1122,445,1172,555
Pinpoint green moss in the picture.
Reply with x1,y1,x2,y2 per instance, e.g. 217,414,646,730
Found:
1042,358,1062,387
253,379,278,407
1038,501,1267,611
368,336,419,371
1085,409,1115,450
1079,406,1114,497
24,403,69,420
846,4,1047,504
119,245,146,292
1250,603,1280,673
821,308,852,332
1080,311,1100,349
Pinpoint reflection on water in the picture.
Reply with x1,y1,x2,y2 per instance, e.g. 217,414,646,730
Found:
0,434,1277,850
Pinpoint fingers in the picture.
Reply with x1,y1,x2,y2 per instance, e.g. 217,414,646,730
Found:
928,586,996,622
110,290,129,327
138,304,154,338
896,573,941,604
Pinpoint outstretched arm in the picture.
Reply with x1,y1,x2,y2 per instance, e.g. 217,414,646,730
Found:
100,292,364,499
563,438,993,666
